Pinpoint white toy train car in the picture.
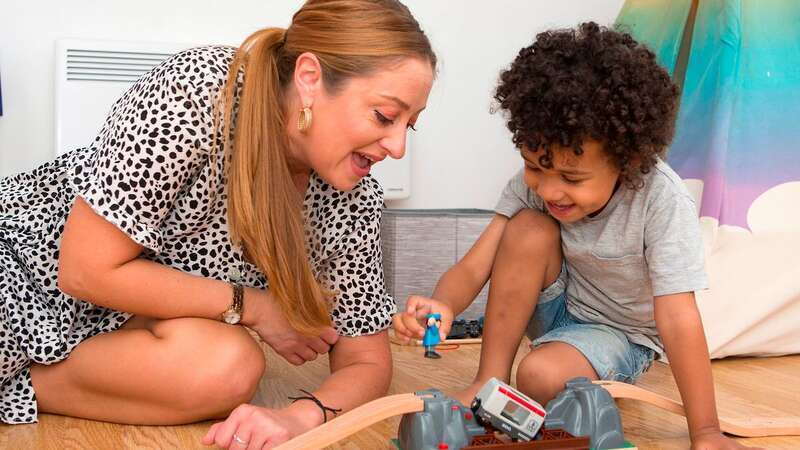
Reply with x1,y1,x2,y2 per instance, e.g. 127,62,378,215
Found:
471,378,546,441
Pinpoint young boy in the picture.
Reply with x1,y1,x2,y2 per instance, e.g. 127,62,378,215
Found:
393,22,756,450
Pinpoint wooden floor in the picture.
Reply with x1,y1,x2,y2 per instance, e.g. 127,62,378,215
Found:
1,340,799,449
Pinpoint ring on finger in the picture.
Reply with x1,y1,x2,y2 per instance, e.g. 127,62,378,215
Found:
233,434,248,446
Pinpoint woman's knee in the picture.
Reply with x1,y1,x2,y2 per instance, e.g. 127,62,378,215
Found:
153,319,265,411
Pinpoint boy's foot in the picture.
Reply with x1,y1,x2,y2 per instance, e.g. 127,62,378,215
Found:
424,350,441,359
452,381,486,407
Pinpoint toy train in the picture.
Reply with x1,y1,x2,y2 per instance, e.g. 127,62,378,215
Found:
471,378,546,441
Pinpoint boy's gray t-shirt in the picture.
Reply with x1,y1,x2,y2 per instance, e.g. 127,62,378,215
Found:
494,159,708,356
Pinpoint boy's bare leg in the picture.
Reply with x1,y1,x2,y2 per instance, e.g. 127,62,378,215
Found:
30,316,265,425
515,342,598,404
456,209,561,405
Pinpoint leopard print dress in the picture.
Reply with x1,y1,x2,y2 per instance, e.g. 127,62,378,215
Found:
0,46,394,424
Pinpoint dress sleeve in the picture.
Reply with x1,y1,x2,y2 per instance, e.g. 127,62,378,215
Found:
69,49,221,253
323,184,396,337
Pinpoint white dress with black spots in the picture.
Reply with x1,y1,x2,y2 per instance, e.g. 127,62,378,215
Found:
0,46,394,424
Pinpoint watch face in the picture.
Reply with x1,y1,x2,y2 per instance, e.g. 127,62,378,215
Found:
222,310,241,325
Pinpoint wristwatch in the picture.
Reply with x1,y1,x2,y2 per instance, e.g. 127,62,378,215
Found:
222,282,244,324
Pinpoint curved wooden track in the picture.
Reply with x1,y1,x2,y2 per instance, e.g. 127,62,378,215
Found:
274,393,424,450
594,380,800,437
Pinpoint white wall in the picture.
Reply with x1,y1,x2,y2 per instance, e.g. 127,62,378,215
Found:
0,0,624,209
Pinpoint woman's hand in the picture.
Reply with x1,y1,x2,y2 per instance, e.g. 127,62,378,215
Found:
243,288,338,366
392,295,454,343
202,404,314,449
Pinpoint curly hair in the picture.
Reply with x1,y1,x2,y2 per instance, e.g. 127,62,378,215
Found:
494,22,679,188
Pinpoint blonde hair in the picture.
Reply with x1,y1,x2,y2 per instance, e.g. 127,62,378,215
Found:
220,0,436,335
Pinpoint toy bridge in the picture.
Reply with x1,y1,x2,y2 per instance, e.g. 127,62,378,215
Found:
274,381,800,450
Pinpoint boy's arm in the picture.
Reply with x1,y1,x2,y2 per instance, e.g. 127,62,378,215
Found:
431,214,509,315
393,214,509,343
654,292,723,439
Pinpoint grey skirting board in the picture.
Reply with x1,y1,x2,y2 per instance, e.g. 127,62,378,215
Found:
381,209,494,320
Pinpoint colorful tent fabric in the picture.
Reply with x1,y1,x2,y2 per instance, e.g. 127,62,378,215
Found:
617,0,800,358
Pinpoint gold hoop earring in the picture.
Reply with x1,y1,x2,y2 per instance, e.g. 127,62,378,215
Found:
298,107,313,133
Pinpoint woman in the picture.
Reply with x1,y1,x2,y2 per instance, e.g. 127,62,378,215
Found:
0,0,435,446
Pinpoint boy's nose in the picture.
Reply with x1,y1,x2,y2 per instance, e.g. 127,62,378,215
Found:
536,180,563,203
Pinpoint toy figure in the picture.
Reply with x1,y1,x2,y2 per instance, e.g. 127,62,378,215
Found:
423,313,442,359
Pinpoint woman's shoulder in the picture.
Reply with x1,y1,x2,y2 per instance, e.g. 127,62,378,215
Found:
352,175,385,212
307,174,385,218
169,45,237,70
147,45,237,92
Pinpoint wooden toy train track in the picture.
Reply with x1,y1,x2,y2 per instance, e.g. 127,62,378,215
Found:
274,393,424,450
593,380,800,438
274,382,800,449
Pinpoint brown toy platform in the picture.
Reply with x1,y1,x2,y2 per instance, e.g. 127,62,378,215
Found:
463,428,591,450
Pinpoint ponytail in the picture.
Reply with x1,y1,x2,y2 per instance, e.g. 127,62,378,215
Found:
222,28,331,335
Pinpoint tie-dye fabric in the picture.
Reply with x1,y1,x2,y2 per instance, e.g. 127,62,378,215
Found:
615,0,800,358
619,0,800,229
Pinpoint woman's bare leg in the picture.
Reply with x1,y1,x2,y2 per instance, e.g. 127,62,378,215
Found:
30,317,265,424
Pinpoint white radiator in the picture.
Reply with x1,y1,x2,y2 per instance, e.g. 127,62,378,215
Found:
54,38,411,200
54,39,190,156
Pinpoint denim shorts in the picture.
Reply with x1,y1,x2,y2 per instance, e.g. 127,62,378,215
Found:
525,265,656,383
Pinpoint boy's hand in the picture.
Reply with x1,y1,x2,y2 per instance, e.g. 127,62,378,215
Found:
691,431,763,450
392,295,454,343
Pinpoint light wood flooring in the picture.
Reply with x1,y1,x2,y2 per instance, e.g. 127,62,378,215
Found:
1,340,798,449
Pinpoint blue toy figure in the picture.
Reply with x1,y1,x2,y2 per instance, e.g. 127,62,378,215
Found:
423,313,442,359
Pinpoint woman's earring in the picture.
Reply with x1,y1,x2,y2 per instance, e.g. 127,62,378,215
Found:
298,107,313,133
